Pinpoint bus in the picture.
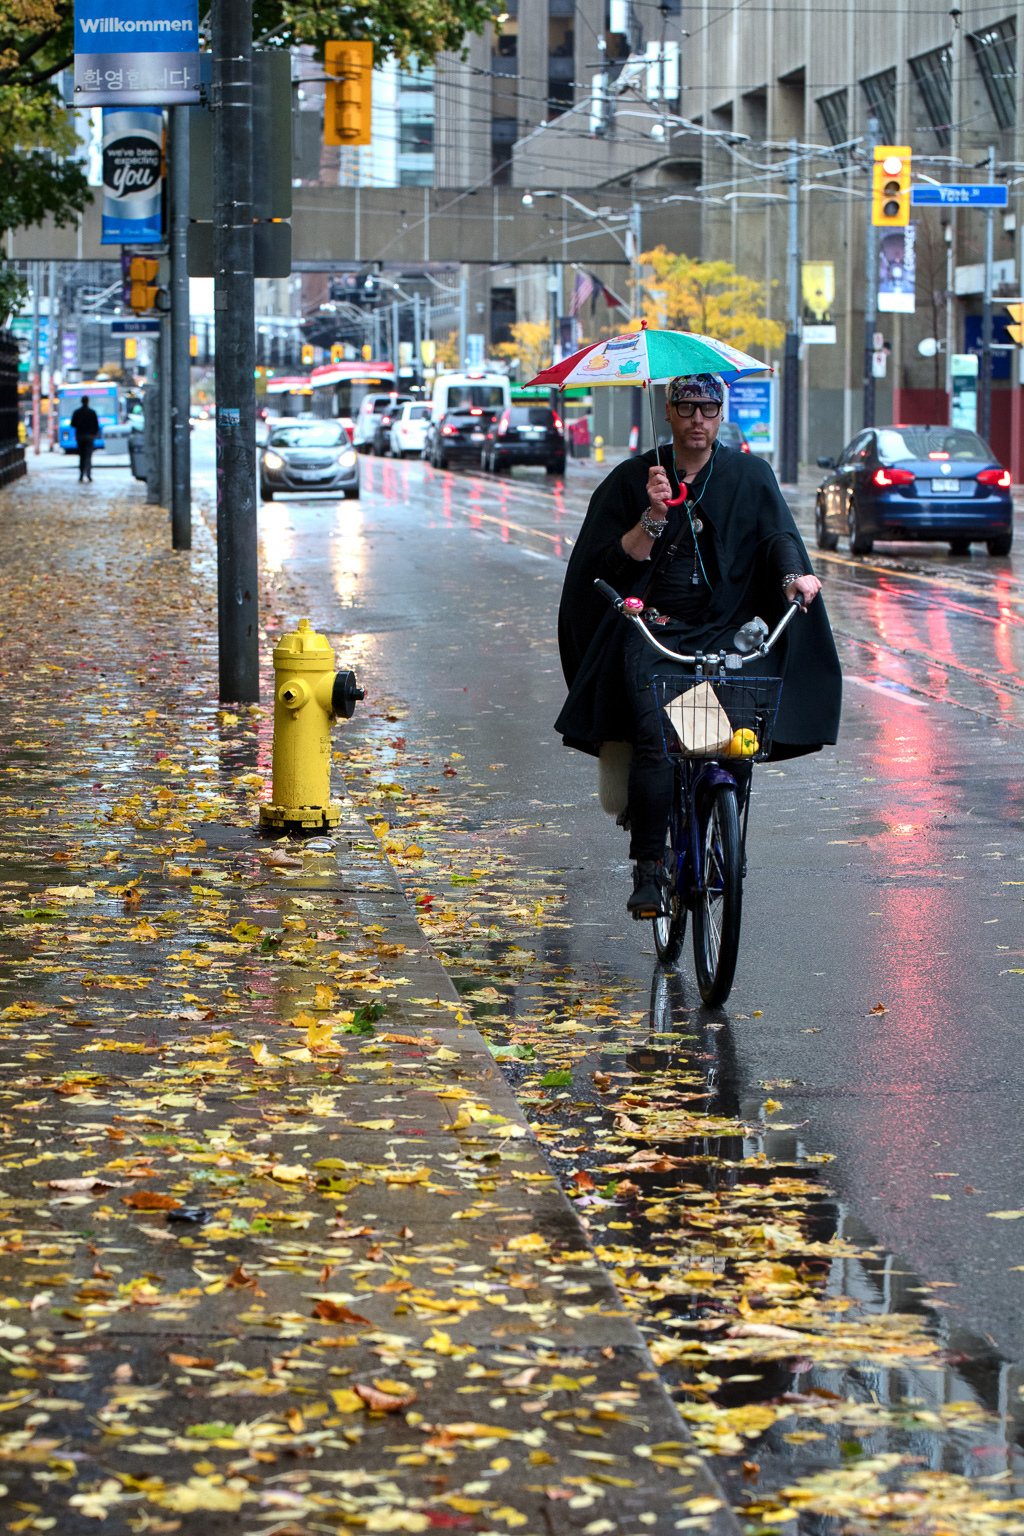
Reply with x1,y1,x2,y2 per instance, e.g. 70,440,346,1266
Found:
308,361,397,439
58,381,120,453
263,376,315,422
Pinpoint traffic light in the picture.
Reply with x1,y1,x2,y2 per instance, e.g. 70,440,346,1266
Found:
128,256,160,311
189,334,199,357
362,343,372,361
1005,303,1024,344
124,337,137,361
324,41,373,147
331,343,345,362
301,344,315,366
872,146,911,227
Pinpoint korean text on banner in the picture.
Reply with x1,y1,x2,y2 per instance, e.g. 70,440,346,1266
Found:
101,109,163,243
74,0,200,106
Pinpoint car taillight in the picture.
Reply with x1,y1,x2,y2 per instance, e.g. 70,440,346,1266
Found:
977,467,1012,487
470,407,483,415
553,414,563,433
442,424,457,436
741,442,750,452
873,466,915,487
497,412,509,437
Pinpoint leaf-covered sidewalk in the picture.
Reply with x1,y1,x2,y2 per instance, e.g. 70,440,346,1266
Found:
0,466,737,1533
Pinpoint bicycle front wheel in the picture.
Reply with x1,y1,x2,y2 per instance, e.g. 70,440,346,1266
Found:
692,783,742,1006
653,778,686,964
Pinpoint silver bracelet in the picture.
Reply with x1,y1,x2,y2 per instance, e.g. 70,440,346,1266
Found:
780,572,804,590
640,507,667,539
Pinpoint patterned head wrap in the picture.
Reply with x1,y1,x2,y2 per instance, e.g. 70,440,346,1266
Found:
666,373,725,405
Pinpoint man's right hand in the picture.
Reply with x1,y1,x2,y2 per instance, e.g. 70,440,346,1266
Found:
646,464,673,521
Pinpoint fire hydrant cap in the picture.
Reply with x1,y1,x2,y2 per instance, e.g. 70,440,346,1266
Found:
272,617,334,667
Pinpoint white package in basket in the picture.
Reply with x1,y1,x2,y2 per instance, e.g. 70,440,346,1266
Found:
666,680,733,756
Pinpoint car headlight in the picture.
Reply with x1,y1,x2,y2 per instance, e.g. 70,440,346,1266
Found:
263,451,284,470
338,449,357,467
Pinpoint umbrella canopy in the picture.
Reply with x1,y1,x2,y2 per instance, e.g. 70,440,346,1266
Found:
527,326,772,389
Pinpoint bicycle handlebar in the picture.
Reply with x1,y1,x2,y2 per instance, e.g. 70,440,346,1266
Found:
594,578,804,667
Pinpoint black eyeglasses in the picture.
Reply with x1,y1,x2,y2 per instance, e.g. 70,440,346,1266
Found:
671,399,722,419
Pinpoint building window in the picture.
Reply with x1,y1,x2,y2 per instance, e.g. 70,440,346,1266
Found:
491,115,517,185
968,18,1016,130
860,67,897,143
817,88,848,153
399,120,434,154
490,286,516,346
910,45,952,146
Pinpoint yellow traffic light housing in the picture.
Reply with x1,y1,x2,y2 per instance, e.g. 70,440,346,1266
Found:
330,343,344,362
362,343,372,361
872,146,911,227
301,344,314,366
129,256,160,312
324,41,373,147
1005,303,1024,345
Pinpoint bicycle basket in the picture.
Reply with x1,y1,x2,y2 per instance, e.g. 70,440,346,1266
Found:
653,672,783,762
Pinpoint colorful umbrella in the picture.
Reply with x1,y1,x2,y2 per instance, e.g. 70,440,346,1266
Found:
527,323,773,505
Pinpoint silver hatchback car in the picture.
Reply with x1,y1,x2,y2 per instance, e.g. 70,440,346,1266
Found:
260,421,360,500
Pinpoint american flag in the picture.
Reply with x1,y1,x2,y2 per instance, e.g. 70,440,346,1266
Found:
569,268,595,317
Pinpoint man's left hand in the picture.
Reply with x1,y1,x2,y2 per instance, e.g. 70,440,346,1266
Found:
785,575,821,607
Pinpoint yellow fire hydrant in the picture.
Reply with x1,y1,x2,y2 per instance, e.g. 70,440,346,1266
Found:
259,618,364,833
594,434,604,464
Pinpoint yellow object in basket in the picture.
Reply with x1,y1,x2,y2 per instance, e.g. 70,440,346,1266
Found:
725,727,759,757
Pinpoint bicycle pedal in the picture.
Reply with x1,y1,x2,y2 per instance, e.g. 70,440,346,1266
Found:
631,906,661,920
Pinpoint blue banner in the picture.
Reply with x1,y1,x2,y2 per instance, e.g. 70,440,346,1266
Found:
74,0,200,106
101,108,164,244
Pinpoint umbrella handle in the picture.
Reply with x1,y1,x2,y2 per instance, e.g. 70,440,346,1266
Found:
665,484,687,506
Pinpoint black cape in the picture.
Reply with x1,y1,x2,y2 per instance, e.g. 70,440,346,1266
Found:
555,444,842,758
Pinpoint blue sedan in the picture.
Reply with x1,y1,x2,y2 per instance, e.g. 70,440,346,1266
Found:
815,425,1013,557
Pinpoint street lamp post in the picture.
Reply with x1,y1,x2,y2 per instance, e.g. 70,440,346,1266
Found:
862,116,879,429
780,138,800,486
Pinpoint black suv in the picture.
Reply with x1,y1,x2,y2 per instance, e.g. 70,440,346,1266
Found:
483,406,566,475
427,407,497,468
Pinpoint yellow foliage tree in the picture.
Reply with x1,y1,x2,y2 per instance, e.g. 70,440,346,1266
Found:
640,248,784,357
490,320,551,379
434,330,460,370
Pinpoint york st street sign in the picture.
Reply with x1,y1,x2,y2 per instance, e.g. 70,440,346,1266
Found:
910,184,1008,208
74,0,201,106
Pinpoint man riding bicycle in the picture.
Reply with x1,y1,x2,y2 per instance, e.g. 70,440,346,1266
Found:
556,373,842,916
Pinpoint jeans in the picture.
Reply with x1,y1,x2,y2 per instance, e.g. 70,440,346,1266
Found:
77,438,95,480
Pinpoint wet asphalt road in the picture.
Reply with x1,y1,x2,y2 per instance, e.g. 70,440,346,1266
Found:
192,425,1024,1363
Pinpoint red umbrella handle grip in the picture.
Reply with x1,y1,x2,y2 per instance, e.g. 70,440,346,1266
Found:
665,484,687,506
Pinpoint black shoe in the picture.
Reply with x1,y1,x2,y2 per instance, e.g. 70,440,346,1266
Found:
627,858,669,917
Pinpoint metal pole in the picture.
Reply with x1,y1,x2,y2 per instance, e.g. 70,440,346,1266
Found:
780,138,800,484
170,105,191,550
979,144,995,444
413,291,422,386
48,260,59,450
160,318,172,505
458,268,467,369
863,116,879,429
391,297,399,370
30,262,41,454
945,223,954,414
213,0,258,704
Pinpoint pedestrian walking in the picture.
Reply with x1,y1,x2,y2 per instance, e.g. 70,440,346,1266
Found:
70,396,100,482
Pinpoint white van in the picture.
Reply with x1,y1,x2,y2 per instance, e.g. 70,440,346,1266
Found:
430,371,510,420
353,393,399,451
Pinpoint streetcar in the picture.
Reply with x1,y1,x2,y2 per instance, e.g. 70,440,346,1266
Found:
308,361,397,442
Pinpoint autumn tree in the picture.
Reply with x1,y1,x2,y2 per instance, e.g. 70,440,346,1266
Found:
434,330,460,370
640,247,784,358
490,320,551,379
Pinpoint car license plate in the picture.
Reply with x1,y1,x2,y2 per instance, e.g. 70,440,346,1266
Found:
471,432,485,441
933,478,959,493
295,469,328,480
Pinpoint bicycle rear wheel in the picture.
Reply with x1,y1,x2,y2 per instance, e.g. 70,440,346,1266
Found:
692,783,742,1006
653,776,686,964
